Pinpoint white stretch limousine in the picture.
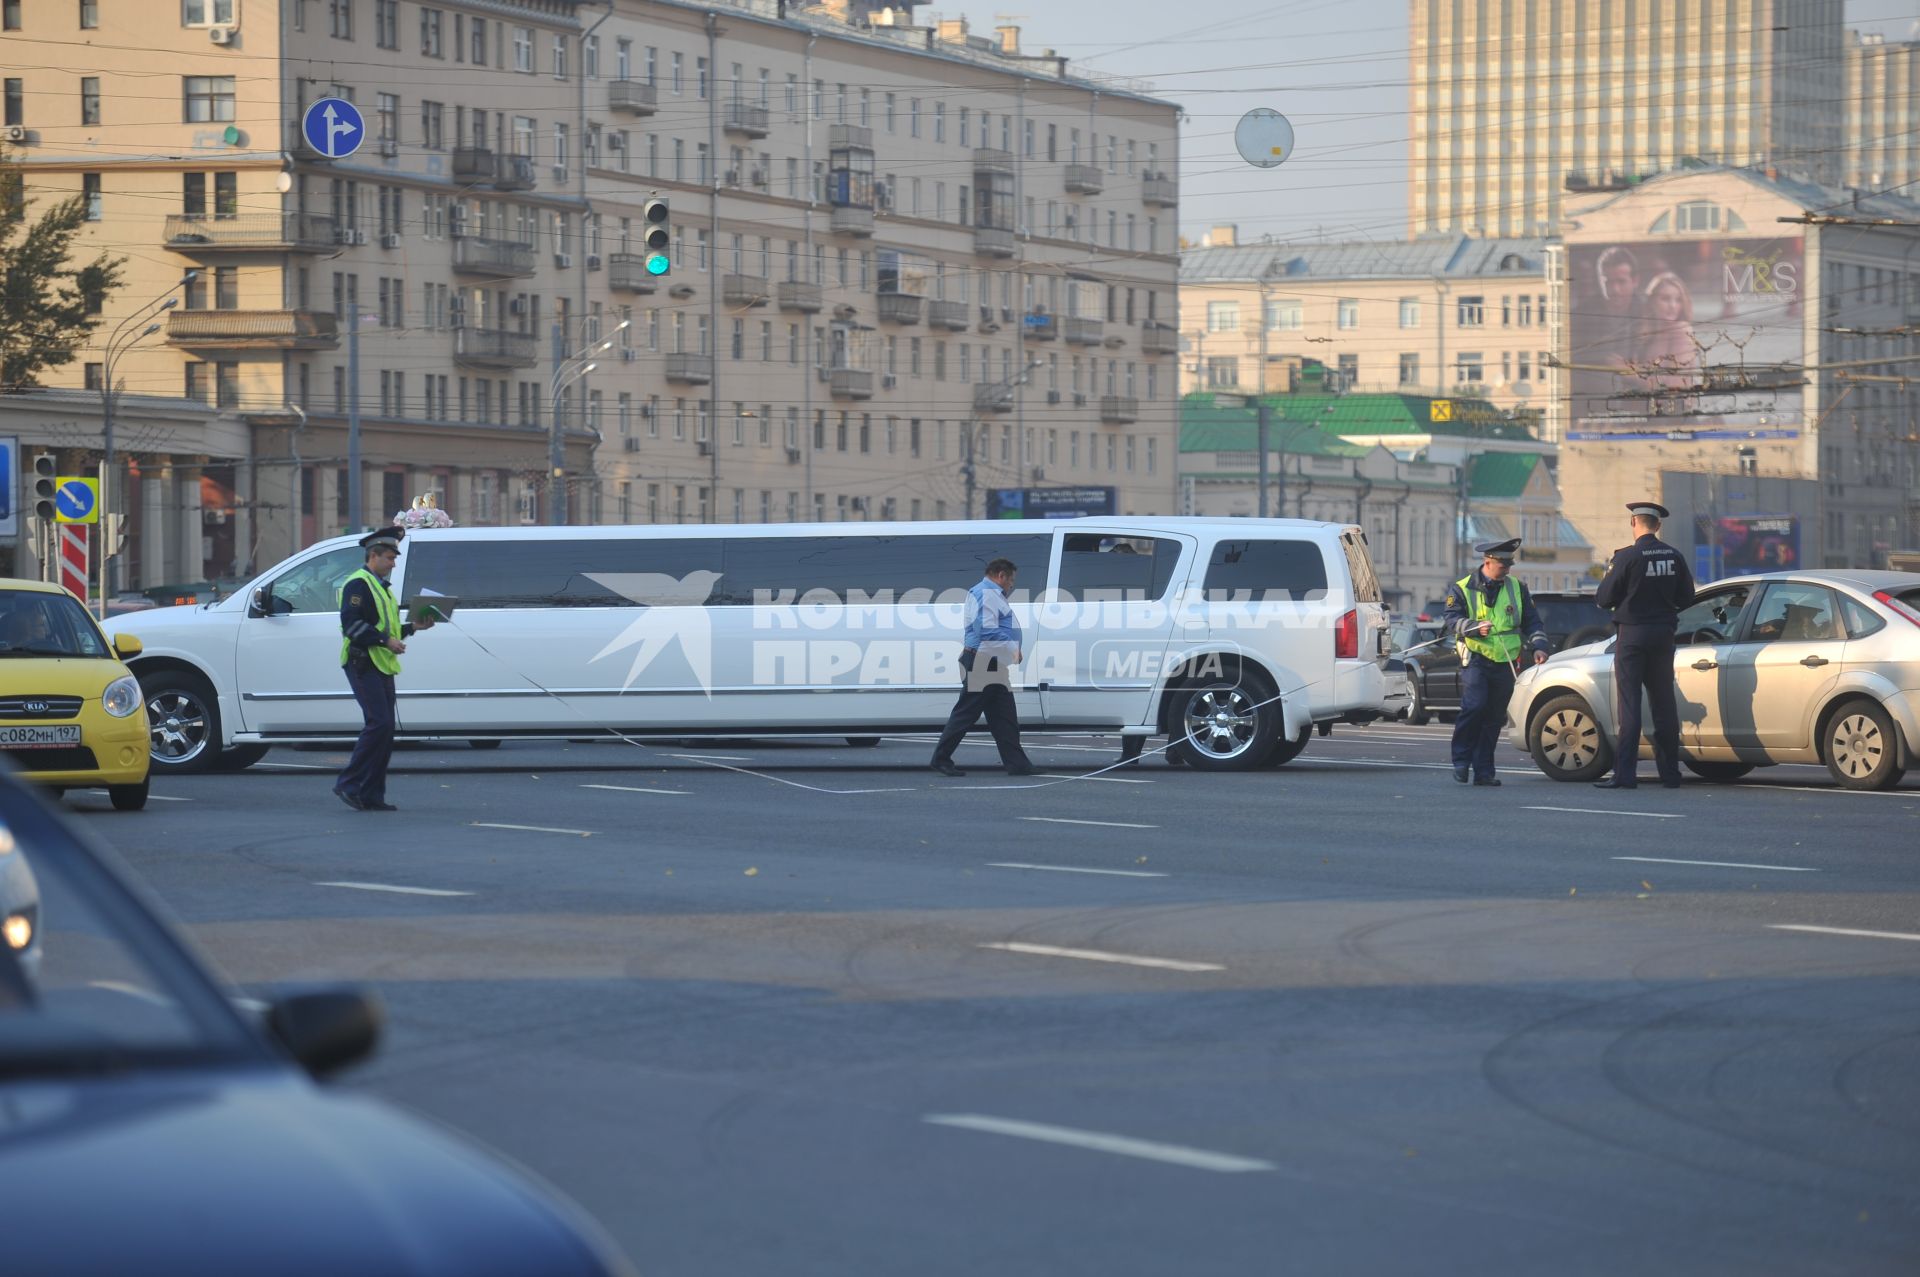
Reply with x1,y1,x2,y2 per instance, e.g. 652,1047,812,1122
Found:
104,518,1395,773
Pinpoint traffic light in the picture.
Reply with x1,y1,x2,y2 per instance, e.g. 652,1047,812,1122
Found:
642,197,670,277
31,455,56,522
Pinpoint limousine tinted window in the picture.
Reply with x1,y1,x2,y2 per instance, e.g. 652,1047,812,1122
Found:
1339,530,1383,603
407,534,1053,609
1202,539,1329,598
1057,535,1182,600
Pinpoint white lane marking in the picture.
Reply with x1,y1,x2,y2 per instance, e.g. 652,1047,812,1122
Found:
471,821,593,836
667,752,751,762
1079,775,1153,784
85,789,190,801
1020,816,1159,830
316,880,475,897
883,735,1119,755
675,755,912,795
1522,806,1685,819
923,1114,1273,1173
254,762,335,770
1770,924,1920,943
988,862,1170,879
580,783,691,796
1738,784,1920,799
1614,856,1817,873
979,941,1221,972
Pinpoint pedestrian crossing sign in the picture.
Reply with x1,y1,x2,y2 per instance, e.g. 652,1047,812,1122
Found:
1429,400,1453,423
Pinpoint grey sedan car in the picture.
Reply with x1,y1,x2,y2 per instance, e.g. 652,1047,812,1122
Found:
1507,570,1920,790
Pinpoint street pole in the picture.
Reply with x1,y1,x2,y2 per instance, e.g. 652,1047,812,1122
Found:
548,361,567,526
963,422,976,519
1257,397,1270,519
347,307,361,533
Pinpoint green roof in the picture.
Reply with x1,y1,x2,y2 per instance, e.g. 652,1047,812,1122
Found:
1466,452,1541,499
1179,395,1367,457
1179,389,1539,442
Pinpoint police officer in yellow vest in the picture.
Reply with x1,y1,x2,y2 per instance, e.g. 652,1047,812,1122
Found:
1441,537,1551,785
333,525,433,812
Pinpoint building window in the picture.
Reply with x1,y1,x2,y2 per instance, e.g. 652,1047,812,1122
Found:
328,0,352,40
1398,297,1419,328
183,76,237,122
182,0,235,24
1676,201,1721,232
1337,298,1359,329
1265,299,1302,330
1456,295,1484,327
1206,301,1239,333
420,6,444,57
1398,353,1420,385
1454,352,1484,383
1206,356,1239,388
81,172,101,220
513,26,533,72
371,0,395,47
80,77,100,127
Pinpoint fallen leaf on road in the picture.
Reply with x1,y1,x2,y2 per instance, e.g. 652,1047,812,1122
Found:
744,867,759,877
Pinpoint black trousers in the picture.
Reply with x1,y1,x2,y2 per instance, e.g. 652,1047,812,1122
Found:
337,658,397,803
931,651,1032,770
1613,624,1681,784
1450,654,1516,778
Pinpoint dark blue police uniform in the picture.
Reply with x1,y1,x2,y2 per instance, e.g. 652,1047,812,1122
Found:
334,526,418,812
1442,539,1551,786
1593,502,1696,789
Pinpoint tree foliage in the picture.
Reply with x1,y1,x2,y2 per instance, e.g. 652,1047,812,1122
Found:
0,150,125,392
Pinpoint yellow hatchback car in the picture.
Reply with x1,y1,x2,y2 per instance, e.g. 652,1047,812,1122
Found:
0,578,150,810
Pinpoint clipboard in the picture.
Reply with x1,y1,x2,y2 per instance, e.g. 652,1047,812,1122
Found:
405,592,458,625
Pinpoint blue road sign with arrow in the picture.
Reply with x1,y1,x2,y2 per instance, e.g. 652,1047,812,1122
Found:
54,477,98,524
301,97,365,160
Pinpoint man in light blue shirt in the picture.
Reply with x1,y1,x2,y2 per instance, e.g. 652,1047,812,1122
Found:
930,556,1037,777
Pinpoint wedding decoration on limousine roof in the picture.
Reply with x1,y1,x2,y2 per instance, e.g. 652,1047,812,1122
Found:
395,493,454,531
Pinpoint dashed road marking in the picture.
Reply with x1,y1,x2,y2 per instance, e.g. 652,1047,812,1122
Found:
472,821,593,836
580,783,691,796
1614,856,1816,872
923,1114,1274,1173
1522,805,1684,819
316,880,474,897
979,941,1221,972
988,862,1169,879
1770,924,1920,943
1020,816,1158,830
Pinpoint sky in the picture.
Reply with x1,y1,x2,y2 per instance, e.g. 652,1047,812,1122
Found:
987,0,1920,249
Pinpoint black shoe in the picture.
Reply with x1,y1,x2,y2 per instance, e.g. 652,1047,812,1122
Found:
1453,766,1470,784
333,788,365,811
1659,779,1683,790
364,800,398,812
1006,765,1039,777
1592,778,1639,790
930,760,967,778
1473,775,1502,787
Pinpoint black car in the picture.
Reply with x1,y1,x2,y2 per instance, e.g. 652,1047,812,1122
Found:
0,766,635,1277
1398,594,1615,724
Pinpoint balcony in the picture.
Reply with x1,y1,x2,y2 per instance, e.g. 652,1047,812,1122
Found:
1140,320,1178,354
974,383,1015,413
974,226,1015,258
830,123,873,150
452,236,537,278
724,101,770,138
928,299,970,330
877,292,922,325
494,154,537,191
1099,395,1138,424
1142,173,1178,207
165,309,339,351
829,368,873,400
1064,316,1104,346
778,280,822,313
665,352,711,385
724,273,771,307
452,146,496,183
1021,311,1057,341
164,212,338,254
830,205,874,237
608,79,658,115
973,147,1014,176
1065,163,1104,194
453,325,538,369
608,253,659,294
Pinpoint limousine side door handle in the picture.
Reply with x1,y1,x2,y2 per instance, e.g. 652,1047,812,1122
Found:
1799,654,1830,668
1691,658,1717,671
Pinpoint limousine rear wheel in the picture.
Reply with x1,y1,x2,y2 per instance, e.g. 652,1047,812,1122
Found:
142,670,220,775
1175,675,1282,771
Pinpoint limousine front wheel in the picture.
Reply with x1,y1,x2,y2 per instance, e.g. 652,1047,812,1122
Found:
1175,676,1282,771
143,671,219,774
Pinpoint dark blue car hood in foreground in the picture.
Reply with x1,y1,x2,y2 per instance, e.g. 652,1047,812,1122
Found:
0,1067,630,1277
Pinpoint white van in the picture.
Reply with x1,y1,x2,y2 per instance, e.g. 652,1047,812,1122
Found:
104,518,1394,774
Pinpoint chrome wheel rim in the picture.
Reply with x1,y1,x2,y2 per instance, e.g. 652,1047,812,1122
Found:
1538,707,1600,773
1184,687,1259,760
147,690,210,764
1830,713,1884,779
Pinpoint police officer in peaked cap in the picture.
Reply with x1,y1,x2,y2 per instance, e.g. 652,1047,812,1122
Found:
334,525,434,812
1442,537,1552,786
1593,501,1695,790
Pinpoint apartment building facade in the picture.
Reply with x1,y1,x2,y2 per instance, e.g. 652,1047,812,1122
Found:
1177,233,1550,415
0,0,1180,588
1409,0,1844,238
1843,30,1920,193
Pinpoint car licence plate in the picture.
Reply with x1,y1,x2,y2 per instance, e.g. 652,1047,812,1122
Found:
0,725,82,748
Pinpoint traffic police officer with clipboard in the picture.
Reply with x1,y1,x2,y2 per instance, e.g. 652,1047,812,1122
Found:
333,525,436,811
1443,538,1552,786
1592,501,1696,790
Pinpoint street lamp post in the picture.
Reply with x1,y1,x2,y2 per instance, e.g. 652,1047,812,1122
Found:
547,319,630,525
99,271,197,596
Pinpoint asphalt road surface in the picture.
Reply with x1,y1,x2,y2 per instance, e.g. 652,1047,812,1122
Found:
61,724,1920,1276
